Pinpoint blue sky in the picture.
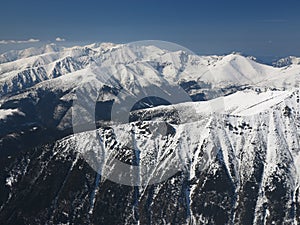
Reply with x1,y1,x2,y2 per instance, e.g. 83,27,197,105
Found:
1,0,300,59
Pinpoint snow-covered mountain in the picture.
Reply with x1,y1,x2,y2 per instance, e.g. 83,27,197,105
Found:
0,43,299,99
0,43,300,224
273,56,300,68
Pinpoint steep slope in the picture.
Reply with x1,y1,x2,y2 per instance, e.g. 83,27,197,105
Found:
1,89,300,224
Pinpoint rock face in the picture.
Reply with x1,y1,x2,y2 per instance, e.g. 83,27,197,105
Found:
273,56,300,68
1,43,300,224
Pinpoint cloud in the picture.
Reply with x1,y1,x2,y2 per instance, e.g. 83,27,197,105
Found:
55,37,66,42
0,38,40,44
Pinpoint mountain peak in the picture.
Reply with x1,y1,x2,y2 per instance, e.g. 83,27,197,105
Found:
272,56,300,67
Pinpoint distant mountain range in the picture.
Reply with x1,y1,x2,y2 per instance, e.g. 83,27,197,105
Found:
0,43,300,225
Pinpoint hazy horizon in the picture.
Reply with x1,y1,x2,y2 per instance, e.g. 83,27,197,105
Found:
1,0,300,58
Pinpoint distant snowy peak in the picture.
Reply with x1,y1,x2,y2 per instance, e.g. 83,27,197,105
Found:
273,56,300,68
0,43,62,64
86,42,122,52
0,42,120,65
187,53,274,87
1,42,300,99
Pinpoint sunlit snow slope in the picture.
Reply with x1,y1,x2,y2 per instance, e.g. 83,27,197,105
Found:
0,43,300,225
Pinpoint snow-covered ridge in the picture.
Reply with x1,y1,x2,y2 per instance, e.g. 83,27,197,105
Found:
1,42,299,98
132,89,294,123
273,56,300,68
50,87,300,224
1,43,300,224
